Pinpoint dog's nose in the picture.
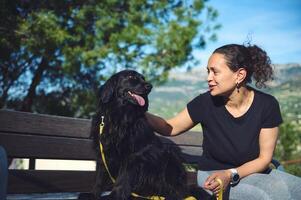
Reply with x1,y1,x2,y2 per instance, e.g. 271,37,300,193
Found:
145,83,152,91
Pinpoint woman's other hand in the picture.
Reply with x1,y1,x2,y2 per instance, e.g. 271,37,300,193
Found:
203,170,231,195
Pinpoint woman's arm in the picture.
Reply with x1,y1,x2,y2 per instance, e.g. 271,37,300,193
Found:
146,108,195,136
204,127,279,193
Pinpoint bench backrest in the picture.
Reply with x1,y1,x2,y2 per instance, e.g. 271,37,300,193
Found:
0,109,203,194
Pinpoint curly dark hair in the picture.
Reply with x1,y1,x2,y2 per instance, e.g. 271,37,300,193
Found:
213,44,273,88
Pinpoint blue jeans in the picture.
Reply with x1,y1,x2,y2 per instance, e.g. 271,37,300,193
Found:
0,146,8,200
197,169,301,200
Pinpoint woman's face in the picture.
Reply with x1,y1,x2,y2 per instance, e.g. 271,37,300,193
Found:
207,53,238,96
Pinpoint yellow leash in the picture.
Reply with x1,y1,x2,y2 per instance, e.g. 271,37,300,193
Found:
98,116,197,200
215,178,223,200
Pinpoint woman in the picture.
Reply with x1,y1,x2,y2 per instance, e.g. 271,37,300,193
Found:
146,44,301,200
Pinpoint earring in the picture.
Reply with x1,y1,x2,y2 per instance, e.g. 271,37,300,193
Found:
236,82,240,93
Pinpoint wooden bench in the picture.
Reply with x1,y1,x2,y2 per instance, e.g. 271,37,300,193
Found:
0,109,203,196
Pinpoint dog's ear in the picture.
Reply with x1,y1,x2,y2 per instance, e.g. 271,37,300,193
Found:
98,75,117,103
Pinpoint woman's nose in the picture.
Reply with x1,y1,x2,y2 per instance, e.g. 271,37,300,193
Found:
207,72,213,82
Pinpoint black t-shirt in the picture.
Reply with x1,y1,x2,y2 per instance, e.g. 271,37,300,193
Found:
187,89,282,170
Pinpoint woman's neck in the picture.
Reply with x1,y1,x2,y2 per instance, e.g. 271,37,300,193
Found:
224,86,253,109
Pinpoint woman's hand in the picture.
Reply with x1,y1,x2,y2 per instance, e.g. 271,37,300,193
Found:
145,109,195,136
203,170,231,195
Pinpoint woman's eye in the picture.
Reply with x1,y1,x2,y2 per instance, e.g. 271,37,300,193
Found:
213,71,218,75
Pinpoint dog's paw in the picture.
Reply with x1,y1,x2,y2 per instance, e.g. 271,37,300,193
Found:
111,185,131,200
77,192,95,200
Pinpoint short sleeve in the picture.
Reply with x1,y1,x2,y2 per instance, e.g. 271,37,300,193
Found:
187,96,200,124
187,93,208,124
261,96,283,128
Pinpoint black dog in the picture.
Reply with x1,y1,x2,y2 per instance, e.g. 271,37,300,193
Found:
86,70,209,200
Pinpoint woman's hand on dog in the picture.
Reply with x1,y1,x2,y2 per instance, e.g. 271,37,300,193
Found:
203,170,231,195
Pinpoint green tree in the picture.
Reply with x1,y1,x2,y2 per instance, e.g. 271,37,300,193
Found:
0,0,219,117
275,122,299,160
275,121,301,176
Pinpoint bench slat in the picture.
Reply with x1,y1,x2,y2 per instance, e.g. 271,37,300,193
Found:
179,146,203,162
158,132,202,146
8,170,95,194
8,170,197,194
0,131,202,162
0,109,91,138
0,131,96,160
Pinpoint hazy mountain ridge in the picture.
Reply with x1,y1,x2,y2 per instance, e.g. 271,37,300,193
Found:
273,63,301,85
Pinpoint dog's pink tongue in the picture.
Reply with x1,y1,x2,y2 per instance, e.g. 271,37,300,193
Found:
132,93,145,106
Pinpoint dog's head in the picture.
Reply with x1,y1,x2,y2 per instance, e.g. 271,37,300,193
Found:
98,70,152,112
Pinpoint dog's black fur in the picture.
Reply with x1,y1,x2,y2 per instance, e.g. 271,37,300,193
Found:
85,70,210,200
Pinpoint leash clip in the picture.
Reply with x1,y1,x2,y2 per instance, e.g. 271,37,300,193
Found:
99,116,104,135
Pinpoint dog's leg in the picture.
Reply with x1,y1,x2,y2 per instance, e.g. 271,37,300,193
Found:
92,162,115,200
162,148,188,200
110,164,133,200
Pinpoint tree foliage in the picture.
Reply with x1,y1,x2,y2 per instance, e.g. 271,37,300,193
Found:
275,122,300,160
0,0,219,117
275,121,301,176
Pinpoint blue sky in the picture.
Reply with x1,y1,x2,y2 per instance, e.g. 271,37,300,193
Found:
194,0,301,65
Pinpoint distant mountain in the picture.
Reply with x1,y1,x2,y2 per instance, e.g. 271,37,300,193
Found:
273,63,301,86
148,67,207,118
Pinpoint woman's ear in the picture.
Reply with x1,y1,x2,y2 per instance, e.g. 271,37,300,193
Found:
236,68,247,84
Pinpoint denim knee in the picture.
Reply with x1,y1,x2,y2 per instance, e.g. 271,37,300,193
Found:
230,172,292,200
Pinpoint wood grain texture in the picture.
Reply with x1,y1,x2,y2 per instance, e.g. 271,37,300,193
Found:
0,109,91,138
8,170,95,193
0,131,96,160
